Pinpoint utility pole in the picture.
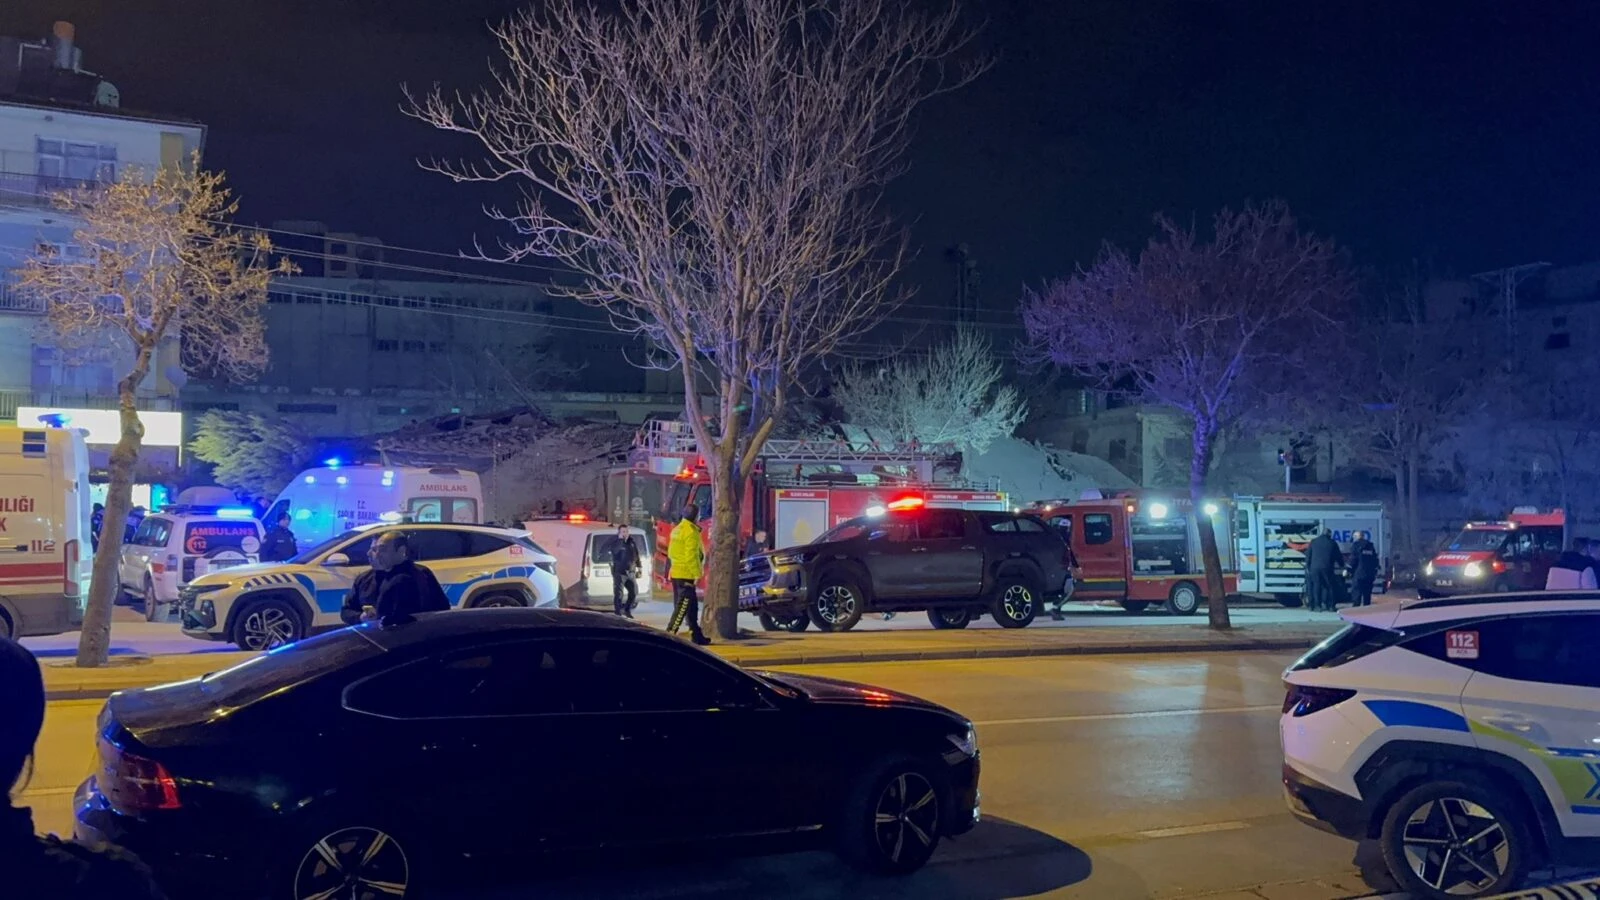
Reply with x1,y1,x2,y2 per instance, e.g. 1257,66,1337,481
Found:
1471,262,1549,364
945,243,979,328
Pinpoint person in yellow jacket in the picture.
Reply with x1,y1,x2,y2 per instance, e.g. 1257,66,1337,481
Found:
666,503,711,645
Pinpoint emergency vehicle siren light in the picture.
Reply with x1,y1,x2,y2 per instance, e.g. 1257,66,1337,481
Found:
324,457,342,469
216,507,255,519
36,412,71,428
567,512,588,522
887,496,925,511
865,505,887,517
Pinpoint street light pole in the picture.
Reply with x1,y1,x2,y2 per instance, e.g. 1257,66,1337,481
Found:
1277,448,1291,492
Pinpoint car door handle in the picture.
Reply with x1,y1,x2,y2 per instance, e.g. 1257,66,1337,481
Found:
911,547,929,553
961,545,977,551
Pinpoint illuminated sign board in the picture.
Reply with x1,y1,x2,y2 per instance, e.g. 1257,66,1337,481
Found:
16,407,184,448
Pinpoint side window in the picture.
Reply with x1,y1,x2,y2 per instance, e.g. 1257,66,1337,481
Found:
1048,515,1074,543
985,517,1018,534
408,498,443,523
1083,513,1114,545
1405,614,1600,689
690,486,712,520
328,535,376,565
264,500,289,527
1535,527,1563,554
1015,517,1046,533
446,499,478,523
464,532,512,557
346,642,575,718
570,640,751,713
130,517,161,547
868,519,917,543
407,530,471,562
146,519,172,548
921,510,966,540
1235,510,1250,538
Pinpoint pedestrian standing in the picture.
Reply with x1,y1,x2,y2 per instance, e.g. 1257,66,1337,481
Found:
609,525,641,618
1304,529,1343,611
90,503,104,553
259,513,298,562
1,638,169,899
1347,530,1379,607
339,532,451,625
666,504,711,645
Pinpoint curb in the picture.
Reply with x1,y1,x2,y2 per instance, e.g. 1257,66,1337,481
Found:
42,634,1322,701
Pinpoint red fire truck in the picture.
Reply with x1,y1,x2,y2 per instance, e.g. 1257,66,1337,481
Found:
598,421,1007,591
1026,491,1239,615
1418,507,1566,598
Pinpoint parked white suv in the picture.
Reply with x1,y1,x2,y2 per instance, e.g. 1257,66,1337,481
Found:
120,506,264,623
178,523,560,651
1281,592,1600,898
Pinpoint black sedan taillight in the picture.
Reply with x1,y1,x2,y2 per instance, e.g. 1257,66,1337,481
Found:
98,736,181,812
1282,683,1356,718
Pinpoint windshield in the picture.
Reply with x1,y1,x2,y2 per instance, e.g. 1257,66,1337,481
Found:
290,528,369,564
815,518,869,544
1443,528,1510,554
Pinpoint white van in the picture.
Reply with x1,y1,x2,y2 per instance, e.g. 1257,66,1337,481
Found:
522,516,653,608
264,464,483,553
0,424,93,638
119,487,264,622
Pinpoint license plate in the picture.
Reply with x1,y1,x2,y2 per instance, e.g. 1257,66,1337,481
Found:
1436,580,1453,587
739,585,759,599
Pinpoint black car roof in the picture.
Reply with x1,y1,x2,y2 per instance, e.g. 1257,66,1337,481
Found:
358,607,657,652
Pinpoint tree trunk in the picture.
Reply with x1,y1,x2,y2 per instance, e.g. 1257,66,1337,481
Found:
1392,464,1409,558
77,356,150,667
702,452,743,641
1190,420,1231,630
1406,449,1421,565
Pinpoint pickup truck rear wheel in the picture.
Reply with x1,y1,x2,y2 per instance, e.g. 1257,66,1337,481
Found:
990,576,1039,628
927,608,972,629
809,577,865,632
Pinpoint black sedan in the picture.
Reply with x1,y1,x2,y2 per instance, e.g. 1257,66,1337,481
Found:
75,609,981,899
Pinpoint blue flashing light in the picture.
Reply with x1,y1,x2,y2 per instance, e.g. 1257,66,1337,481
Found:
324,457,342,469
336,476,349,486
293,508,311,521
382,470,395,479
216,507,255,519
304,475,316,485
37,412,71,428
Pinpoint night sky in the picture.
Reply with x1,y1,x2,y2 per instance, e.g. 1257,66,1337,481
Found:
3,1,1599,321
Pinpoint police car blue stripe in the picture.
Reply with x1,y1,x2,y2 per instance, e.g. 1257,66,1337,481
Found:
1362,700,1469,732
1571,805,1600,815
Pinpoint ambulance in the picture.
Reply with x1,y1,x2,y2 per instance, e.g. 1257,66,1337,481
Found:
0,424,93,638
263,462,483,553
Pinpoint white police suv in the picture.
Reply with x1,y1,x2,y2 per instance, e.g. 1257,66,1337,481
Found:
178,523,560,651
1281,591,1600,899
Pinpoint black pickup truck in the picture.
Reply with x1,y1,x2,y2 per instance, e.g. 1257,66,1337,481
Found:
738,506,1073,632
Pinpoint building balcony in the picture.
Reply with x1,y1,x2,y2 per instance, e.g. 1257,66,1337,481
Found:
0,272,45,314
0,149,115,211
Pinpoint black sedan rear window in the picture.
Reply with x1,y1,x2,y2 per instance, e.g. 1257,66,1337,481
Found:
200,628,382,706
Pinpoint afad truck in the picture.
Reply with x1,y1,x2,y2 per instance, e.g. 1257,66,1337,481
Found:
0,424,93,638
265,463,484,552
1233,495,1390,606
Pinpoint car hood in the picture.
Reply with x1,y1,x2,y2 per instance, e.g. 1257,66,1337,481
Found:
188,561,320,587
758,671,947,712
1430,550,1496,565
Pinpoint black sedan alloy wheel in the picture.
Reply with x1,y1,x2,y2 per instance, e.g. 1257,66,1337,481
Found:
293,825,411,900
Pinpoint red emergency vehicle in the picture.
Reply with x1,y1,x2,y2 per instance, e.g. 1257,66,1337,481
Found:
1418,508,1565,598
1025,491,1239,615
598,422,1007,591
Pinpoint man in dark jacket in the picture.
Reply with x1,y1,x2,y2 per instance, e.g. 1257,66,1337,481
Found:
2,638,168,899
340,532,451,625
259,513,298,563
1304,529,1344,612
608,526,641,618
1347,530,1380,607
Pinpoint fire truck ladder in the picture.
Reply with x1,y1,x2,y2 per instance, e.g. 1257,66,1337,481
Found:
629,420,958,481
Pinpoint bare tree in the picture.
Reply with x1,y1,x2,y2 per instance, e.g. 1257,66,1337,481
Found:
1343,286,1491,558
1022,202,1357,629
18,161,288,666
407,0,982,638
832,329,1025,453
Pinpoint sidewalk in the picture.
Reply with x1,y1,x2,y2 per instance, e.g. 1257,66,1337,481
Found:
38,616,1339,700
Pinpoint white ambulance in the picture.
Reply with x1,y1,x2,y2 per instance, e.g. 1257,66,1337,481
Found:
0,424,93,638
263,463,483,553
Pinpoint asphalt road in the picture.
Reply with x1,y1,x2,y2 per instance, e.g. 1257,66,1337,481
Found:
22,648,1398,899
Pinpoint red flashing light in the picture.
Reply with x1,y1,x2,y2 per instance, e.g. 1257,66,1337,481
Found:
567,512,588,522
887,496,925,511
1491,559,1508,575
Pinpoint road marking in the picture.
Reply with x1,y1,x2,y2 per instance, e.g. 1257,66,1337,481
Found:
1134,820,1251,839
973,703,1279,726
